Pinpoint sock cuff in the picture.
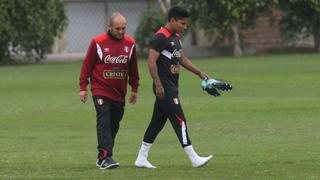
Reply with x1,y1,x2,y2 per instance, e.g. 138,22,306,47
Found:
184,145,199,159
183,145,193,150
142,141,153,147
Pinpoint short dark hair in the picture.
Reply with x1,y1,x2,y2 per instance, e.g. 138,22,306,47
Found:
167,6,189,22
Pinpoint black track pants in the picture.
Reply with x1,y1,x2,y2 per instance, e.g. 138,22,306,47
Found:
143,94,191,147
93,96,124,159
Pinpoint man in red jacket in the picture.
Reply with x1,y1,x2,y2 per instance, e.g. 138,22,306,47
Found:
79,12,139,169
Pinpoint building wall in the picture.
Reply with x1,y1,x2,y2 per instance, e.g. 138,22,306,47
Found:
242,9,314,53
241,9,283,53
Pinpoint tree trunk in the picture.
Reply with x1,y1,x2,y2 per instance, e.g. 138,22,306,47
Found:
191,23,199,46
314,25,320,52
158,0,171,14
231,23,243,57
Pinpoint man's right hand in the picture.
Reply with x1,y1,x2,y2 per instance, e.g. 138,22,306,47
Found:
198,71,209,80
155,83,165,99
80,90,87,103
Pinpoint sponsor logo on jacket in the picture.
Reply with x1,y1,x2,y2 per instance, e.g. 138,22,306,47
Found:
103,69,128,79
104,55,128,64
172,49,182,58
170,64,180,74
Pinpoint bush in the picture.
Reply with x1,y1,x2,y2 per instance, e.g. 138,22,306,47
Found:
0,1,15,62
0,0,67,63
135,10,165,54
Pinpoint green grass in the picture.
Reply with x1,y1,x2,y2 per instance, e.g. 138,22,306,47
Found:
1,54,320,179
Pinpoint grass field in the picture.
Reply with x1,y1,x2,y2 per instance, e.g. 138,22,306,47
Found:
1,54,320,179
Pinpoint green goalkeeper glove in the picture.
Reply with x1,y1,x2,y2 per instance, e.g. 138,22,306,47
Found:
201,78,233,96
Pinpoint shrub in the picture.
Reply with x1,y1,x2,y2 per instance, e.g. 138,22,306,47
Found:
135,10,165,54
0,0,67,63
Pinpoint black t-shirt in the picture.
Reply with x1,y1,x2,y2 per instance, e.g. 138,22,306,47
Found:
149,27,182,95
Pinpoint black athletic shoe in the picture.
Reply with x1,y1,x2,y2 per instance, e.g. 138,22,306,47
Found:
100,157,120,169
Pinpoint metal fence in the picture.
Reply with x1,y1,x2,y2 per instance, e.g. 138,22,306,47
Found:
58,0,149,53
54,0,315,56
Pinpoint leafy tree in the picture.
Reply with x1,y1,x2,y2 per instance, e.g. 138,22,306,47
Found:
278,0,320,52
0,1,16,62
175,0,273,56
0,0,67,63
135,10,165,54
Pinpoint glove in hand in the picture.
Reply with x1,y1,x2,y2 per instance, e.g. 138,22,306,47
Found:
201,78,233,96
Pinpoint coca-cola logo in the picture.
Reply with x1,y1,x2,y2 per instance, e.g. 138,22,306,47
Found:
104,55,128,64
172,49,182,58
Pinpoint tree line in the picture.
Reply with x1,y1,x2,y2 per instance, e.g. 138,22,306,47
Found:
0,0,66,63
1,0,320,63
137,0,320,56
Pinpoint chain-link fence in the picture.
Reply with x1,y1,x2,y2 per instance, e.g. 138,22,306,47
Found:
53,0,315,56
56,0,151,53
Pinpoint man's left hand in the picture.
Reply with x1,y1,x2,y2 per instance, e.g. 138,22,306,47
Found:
129,91,137,105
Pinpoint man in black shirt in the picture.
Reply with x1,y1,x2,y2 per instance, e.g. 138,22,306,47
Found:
135,6,213,168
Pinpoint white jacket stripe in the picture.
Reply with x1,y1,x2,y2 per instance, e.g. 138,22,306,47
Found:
96,43,103,60
129,45,135,61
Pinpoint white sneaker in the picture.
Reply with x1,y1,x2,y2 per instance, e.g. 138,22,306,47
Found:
192,155,213,168
135,158,157,169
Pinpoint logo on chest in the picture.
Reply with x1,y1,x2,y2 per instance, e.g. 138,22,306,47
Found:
172,49,182,58
124,46,129,53
170,64,180,74
96,43,129,64
104,55,128,64
160,49,182,60
103,69,128,79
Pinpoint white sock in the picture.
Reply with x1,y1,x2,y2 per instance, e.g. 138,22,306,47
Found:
184,145,213,168
137,141,152,159
184,145,199,161
135,142,157,168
